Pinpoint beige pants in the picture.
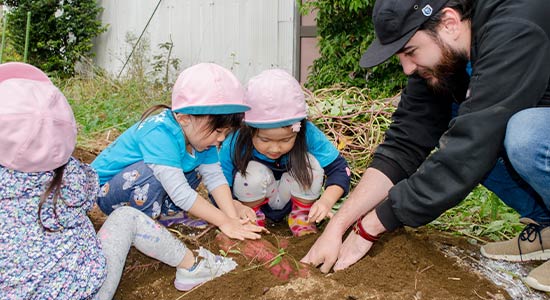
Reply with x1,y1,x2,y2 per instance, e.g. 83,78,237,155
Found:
233,154,324,210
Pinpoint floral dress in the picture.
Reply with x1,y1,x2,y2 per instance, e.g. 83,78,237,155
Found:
0,157,106,300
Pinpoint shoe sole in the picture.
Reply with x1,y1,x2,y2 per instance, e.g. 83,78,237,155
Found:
480,247,550,262
174,280,199,291
158,218,208,229
524,276,550,292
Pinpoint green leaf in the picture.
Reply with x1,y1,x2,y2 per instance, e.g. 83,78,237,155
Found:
269,256,283,268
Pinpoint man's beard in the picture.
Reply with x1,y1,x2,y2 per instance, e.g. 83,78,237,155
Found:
418,40,469,96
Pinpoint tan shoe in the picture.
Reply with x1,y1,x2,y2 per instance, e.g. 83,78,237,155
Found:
525,260,550,292
480,218,550,262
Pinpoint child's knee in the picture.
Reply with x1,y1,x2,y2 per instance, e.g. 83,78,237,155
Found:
109,206,138,220
289,154,324,200
233,161,274,202
101,206,141,234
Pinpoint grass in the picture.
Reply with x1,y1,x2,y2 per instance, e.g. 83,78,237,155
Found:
58,69,169,151
61,70,521,242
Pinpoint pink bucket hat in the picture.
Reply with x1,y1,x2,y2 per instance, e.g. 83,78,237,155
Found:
244,69,307,128
0,62,77,172
171,63,250,114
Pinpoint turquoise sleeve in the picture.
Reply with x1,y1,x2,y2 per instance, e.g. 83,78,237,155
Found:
305,122,340,167
218,132,238,187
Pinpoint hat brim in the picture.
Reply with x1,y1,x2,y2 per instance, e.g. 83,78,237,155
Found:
173,103,250,115
245,117,305,129
359,28,418,68
0,62,52,84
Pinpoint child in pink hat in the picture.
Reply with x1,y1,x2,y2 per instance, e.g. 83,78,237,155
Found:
218,69,351,236
92,63,264,239
0,62,238,299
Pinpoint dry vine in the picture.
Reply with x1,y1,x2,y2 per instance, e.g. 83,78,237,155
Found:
305,86,398,185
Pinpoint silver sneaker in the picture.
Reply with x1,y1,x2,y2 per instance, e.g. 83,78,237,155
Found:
174,247,237,291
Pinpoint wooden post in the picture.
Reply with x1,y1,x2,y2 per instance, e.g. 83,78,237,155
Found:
1,13,7,64
24,11,31,63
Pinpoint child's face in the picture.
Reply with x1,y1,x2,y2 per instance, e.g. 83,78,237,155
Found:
252,127,297,160
177,114,231,152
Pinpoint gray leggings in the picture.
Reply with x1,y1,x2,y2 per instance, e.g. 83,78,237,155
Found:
95,206,188,300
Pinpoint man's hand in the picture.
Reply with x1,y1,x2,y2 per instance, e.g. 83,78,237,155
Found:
334,210,386,271
333,229,374,271
300,229,343,273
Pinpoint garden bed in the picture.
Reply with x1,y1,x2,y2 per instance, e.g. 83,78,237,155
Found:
76,147,546,300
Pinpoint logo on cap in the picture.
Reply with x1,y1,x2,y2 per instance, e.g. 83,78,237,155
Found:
422,5,433,16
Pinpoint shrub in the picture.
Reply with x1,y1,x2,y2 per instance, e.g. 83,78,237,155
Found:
3,0,106,76
300,0,406,98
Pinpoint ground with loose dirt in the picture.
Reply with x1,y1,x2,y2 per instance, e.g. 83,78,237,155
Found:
75,148,548,300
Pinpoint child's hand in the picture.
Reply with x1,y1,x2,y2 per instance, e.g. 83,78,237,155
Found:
219,218,265,240
233,200,257,222
308,198,334,223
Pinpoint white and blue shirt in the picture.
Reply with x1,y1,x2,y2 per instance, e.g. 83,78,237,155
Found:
219,121,349,195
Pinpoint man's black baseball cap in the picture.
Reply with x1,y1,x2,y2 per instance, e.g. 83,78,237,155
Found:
360,0,450,68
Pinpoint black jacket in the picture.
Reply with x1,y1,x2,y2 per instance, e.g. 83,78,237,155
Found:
373,0,550,231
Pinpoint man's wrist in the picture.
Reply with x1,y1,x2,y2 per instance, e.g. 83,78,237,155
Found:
324,216,348,236
363,210,387,236
354,214,380,242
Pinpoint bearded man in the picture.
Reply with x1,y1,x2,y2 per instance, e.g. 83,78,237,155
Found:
302,0,550,292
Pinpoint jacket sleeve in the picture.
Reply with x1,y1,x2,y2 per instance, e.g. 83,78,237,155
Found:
323,154,351,197
376,18,550,231
369,74,453,184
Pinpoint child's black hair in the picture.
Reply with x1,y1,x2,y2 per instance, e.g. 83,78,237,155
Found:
140,104,244,133
38,164,66,231
233,119,312,189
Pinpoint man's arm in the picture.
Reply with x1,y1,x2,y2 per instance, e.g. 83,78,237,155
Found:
301,167,393,273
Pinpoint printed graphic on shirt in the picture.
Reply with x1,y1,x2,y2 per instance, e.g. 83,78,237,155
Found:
137,110,167,130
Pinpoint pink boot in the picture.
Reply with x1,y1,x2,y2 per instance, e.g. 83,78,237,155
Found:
288,197,318,237
252,199,268,227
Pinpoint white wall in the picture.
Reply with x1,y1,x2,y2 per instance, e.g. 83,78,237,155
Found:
93,0,296,83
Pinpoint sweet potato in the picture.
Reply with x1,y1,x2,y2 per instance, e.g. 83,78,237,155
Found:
215,233,310,281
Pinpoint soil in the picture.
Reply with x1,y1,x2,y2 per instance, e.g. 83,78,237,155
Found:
109,226,512,300
74,148,540,300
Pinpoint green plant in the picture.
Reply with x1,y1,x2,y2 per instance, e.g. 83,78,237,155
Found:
3,0,106,76
151,37,181,89
300,0,406,98
122,32,151,81
429,185,522,241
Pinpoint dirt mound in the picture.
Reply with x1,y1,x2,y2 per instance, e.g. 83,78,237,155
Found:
112,225,511,300
74,147,538,300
